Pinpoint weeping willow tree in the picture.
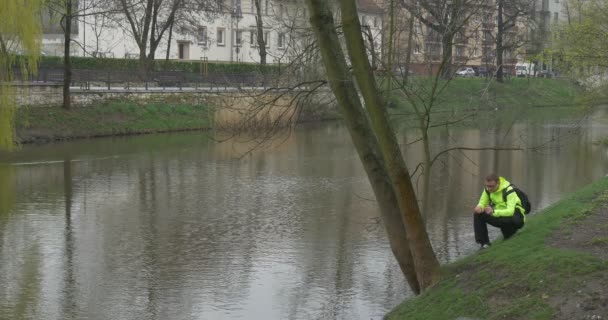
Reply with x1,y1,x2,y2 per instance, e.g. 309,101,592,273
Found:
0,0,44,151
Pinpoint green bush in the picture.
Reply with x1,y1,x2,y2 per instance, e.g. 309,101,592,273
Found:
34,56,280,74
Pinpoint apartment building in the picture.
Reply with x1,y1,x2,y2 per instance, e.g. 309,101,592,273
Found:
41,0,383,66
377,0,567,76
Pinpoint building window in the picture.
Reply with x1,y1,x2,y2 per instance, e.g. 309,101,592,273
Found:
361,15,367,26
373,17,379,28
197,26,207,46
264,0,268,14
553,12,559,22
250,0,254,13
233,30,243,46
250,29,269,47
414,43,421,54
277,33,285,48
217,28,225,46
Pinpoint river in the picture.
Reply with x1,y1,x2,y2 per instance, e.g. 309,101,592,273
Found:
1,107,608,319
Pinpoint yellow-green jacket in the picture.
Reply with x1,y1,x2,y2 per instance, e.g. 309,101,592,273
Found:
477,176,526,218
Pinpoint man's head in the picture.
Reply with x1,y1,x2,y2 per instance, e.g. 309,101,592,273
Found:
485,173,500,193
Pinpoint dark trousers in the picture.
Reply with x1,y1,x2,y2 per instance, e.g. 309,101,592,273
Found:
474,209,524,245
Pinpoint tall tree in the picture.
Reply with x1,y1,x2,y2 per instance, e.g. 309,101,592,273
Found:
494,0,534,82
305,0,441,292
253,0,267,65
400,0,484,79
62,0,74,109
0,0,44,151
553,0,608,83
116,0,181,73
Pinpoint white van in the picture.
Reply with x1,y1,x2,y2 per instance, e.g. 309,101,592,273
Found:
515,62,535,77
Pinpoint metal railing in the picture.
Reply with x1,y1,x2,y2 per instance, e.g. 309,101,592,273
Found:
12,67,281,90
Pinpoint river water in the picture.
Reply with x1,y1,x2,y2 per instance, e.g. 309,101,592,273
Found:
1,107,608,320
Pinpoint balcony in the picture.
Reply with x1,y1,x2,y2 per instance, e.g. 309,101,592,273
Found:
454,56,469,64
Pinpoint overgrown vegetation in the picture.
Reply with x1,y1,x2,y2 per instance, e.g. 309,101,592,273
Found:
387,177,608,320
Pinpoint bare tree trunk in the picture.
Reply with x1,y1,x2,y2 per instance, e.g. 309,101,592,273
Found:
496,0,504,83
338,0,440,290
440,32,454,79
404,12,415,82
165,20,174,63
305,0,422,294
62,0,73,110
254,0,266,65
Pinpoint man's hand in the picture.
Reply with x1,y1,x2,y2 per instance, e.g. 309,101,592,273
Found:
474,205,484,214
484,206,493,215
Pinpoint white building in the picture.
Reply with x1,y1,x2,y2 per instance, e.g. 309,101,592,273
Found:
41,0,384,65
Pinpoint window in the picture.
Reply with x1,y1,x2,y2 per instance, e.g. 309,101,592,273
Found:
250,29,269,47
553,12,559,22
373,17,379,28
456,46,465,57
197,26,207,46
217,28,225,46
277,33,285,48
279,4,284,17
414,43,421,54
233,30,243,46
361,15,367,26
250,0,254,13
264,0,268,14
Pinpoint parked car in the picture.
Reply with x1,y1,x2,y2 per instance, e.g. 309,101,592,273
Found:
474,66,489,77
537,70,554,78
455,67,475,77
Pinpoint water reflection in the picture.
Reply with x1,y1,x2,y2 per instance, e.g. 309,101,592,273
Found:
1,109,608,319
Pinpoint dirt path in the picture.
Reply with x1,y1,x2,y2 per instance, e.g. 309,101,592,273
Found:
546,206,608,320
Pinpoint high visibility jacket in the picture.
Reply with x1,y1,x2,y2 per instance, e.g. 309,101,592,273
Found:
477,176,525,218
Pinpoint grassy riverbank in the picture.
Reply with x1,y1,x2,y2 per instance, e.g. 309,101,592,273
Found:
388,177,608,320
13,78,582,144
388,77,583,111
15,101,213,143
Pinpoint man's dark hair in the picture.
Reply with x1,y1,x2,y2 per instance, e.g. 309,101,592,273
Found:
485,173,499,182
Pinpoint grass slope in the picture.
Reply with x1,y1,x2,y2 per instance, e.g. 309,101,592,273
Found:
15,101,212,143
388,177,608,320
388,77,582,112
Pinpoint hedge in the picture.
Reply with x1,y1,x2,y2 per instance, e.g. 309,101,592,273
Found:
20,56,281,74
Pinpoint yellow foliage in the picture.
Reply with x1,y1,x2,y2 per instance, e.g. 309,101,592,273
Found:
0,0,44,151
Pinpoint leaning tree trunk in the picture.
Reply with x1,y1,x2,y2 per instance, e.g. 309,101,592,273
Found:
305,0,422,294
338,0,441,290
62,0,73,110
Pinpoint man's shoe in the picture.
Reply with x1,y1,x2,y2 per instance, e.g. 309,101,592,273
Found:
479,243,491,250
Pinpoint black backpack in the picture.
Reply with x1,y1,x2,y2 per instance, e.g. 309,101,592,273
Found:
486,184,532,214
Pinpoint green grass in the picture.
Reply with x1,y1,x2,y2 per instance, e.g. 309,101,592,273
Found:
387,177,608,320
15,101,213,143
385,77,583,112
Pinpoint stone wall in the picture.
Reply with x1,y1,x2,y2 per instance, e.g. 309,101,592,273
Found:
12,83,339,123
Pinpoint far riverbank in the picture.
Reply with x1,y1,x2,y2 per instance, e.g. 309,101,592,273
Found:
14,77,582,144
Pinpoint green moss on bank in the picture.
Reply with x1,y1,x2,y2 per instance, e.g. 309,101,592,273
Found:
387,177,608,320
15,101,212,143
